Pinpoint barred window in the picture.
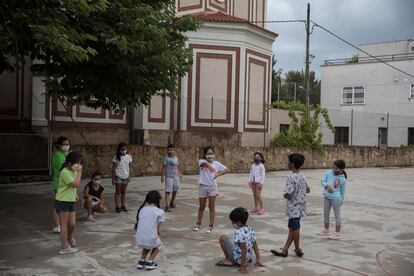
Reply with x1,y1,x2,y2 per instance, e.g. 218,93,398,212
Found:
341,86,365,104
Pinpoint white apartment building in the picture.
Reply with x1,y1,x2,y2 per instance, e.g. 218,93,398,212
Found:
320,39,414,147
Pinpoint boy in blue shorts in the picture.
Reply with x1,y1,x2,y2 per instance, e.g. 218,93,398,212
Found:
271,153,310,258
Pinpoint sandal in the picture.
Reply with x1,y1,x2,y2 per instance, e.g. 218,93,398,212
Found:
271,248,288,257
215,261,239,267
294,248,304,257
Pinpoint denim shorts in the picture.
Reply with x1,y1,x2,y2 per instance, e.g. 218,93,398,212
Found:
288,217,301,230
115,176,128,184
54,200,75,213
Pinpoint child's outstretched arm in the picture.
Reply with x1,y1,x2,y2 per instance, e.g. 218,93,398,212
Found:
253,241,264,267
239,242,248,274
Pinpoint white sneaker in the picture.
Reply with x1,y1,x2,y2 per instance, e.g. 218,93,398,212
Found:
206,226,214,234
68,237,77,248
193,224,200,232
52,226,61,234
317,229,330,236
58,245,79,255
328,232,341,240
87,215,96,222
145,261,158,270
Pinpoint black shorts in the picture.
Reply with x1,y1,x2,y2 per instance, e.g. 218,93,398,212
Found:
288,217,301,230
54,200,75,213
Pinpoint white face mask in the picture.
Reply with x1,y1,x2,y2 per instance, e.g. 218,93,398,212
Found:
232,223,241,230
61,145,70,152
71,164,79,171
206,154,214,161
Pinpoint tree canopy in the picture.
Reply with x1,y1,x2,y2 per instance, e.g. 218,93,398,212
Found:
271,58,321,105
0,0,200,110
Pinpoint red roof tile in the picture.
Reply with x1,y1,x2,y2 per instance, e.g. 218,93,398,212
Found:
191,11,278,37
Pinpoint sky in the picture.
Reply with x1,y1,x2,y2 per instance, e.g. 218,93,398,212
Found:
266,0,414,78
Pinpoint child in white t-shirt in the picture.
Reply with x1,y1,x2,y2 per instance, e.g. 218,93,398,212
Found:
112,143,133,213
193,146,229,234
248,152,266,215
135,191,165,271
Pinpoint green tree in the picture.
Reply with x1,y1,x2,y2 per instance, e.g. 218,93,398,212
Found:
270,100,335,153
0,0,200,110
271,55,282,102
271,61,321,105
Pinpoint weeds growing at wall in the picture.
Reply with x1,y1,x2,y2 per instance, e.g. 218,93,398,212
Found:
270,101,335,154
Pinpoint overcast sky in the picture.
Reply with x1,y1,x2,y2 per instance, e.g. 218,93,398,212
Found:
266,0,414,78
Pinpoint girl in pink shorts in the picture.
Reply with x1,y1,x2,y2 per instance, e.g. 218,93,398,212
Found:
248,152,266,215
193,146,229,234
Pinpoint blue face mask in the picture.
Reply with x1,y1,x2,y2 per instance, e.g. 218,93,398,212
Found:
333,170,341,175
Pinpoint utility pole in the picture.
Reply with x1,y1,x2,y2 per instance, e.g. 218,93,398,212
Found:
305,2,311,116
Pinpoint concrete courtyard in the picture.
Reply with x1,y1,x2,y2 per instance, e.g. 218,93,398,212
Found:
0,167,413,275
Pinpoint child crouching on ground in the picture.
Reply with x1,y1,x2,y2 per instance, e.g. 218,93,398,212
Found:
135,191,165,271
216,207,264,273
83,172,107,222
271,153,310,258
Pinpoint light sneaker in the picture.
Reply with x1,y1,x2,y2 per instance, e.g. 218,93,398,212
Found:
68,237,77,248
92,212,97,219
145,261,158,270
317,229,330,236
257,208,265,215
52,226,61,234
137,259,146,269
193,224,200,232
58,245,78,255
87,215,96,222
206,226,214,234
328,232,341,240
250,208,258,213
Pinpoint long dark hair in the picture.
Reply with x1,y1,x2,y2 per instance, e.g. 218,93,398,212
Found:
253,151,265,164
203,146,214,158
116,142,127,161
334,159,347,179
136,190,162,222
60,151,82,171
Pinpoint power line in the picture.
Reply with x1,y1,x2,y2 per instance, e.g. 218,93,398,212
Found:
249,19,414,79
311,20,414,79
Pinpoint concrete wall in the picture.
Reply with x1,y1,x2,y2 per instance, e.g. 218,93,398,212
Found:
321,56,414,146
71,145,414,177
